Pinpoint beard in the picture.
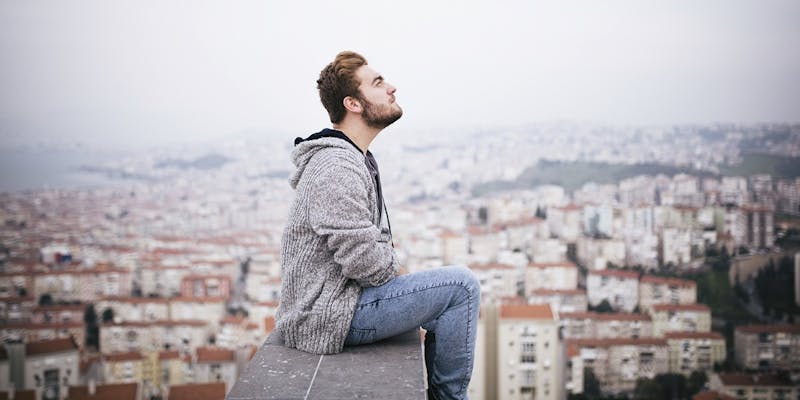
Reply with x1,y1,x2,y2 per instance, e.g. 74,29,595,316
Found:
361,97,403,129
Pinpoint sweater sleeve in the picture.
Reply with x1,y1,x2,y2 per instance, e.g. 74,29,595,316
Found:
307,160,397,287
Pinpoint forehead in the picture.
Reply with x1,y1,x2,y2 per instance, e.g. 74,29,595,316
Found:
355,65,380,86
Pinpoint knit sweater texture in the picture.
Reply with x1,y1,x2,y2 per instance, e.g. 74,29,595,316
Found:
276,134,399,355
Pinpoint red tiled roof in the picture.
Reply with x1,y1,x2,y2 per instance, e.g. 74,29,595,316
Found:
527,261,577,269
500,303,554,320
469,262,515,271
68,383,138,400
567,337,668,347
640,275,696,287
168,382,226,400
196,347,235,363
716,373,792,387
652,304,710,312
104,351,143,362
0,389,36,400
265,316,276,332
735,324,800,334
159,350,181,360
3,321,84,330
104,319,208,327
531,288,585,296
560,311,651,321
25,337,78,356
664,331,724,340
101,296,170,304
589,269,640,279
693,391,736,400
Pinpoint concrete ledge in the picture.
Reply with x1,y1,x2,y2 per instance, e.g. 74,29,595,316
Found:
227,329,425,400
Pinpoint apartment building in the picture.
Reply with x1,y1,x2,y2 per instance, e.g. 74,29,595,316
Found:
708,373,797,400
30,304,85,324
440,230,469,265
496,303,564,400
100,320,209,354
23,338,80,400
529,239,567,264
638,275,697,313
734,325,800,372
586,269,640,312
180,274,232,299
140,265,191,298
168,297,227,325
660,227,692,266
524,262,579,295
527,289,587,313
31,265,131,303
547,204,582,242
560,312,652,339
103,351,145,384
650,304,711,337
665,331,726,375
500,217,548,253
470,263,520,301
567,338,669,395
575,237,626,271
0,321,85,350
96,297,170,322
468,225,505,262
194,347,237,393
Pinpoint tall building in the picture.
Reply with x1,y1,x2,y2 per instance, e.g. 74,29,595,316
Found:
586,269,639,313
567,338,669,396
638,275,697,313
496,303,564,400
664,332,726,375
734,325,800,372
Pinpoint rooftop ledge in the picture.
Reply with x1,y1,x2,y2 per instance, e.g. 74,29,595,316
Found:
227,328,426,400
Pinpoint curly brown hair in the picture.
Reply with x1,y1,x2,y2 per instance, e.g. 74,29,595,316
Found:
317,51,368,123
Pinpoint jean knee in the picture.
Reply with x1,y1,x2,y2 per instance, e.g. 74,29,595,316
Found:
450,265,481,298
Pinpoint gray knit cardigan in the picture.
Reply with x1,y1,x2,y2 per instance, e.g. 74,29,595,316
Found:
276,136,399,355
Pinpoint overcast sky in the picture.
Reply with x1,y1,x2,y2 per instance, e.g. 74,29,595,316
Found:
1,0,799,150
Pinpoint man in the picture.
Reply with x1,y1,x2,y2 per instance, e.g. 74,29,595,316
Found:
276,51,480,400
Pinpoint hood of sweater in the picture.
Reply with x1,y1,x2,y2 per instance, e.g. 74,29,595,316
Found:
289,128,365,189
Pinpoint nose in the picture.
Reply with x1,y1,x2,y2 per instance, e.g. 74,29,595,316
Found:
387,84,396,94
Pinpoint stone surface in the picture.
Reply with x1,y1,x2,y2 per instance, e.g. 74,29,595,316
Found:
227,329,425,400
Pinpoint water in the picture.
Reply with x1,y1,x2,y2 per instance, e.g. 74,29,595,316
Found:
0,147,127,193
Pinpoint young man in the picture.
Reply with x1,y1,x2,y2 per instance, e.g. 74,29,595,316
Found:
275,51,480,400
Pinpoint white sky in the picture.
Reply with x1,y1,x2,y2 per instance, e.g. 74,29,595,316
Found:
1,0,799,150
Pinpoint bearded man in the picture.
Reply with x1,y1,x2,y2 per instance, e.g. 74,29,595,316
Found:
276,51,480,400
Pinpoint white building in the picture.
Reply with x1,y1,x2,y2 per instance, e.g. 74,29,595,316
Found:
586,270,640,313
496,303,564,400
524,262,578,295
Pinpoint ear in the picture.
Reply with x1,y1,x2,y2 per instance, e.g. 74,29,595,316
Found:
343,96,362,114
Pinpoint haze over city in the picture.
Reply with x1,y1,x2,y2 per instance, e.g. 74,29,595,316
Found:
1,0,799,152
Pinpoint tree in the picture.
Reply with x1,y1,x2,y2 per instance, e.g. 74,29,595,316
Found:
590,299,614,313
583,367,601,398
84,304,99,349
687,370,708,396
38,293,54,306
101,307,115,323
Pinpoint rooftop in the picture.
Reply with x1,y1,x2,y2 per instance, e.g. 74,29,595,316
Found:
228,329,424,399
67,383,138,400
500,303,554,320
168,382,226,400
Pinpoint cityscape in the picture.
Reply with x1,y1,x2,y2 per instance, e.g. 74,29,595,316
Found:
1,122,799,399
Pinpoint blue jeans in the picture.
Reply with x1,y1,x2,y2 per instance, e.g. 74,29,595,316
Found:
344,265,481,400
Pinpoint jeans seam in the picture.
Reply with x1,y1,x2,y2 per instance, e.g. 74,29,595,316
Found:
356,280,472,308
456,285,476,398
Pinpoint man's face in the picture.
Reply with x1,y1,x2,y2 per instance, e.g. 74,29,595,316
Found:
354,65,403,129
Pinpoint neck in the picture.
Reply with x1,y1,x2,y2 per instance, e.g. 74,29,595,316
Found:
333,118,381,155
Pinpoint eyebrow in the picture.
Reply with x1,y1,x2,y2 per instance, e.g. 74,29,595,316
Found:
372,75,384,85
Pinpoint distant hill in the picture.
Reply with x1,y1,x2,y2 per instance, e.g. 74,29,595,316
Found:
472,160,715,195
720,153,800,179
155,153,232,170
